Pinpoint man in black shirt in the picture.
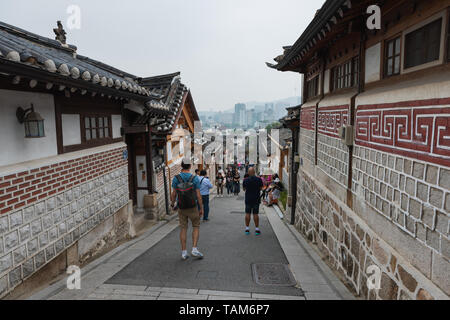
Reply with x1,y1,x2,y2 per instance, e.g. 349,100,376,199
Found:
242,167,263,235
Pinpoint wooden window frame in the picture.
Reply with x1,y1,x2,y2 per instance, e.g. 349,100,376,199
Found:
306,75,319,100
330,56,359,92
401,11,447,74
384,36,402,78
447,9,450,62
81,114,113,144
55,95,123,154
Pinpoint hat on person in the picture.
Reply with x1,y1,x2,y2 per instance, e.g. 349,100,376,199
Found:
274,178,280,183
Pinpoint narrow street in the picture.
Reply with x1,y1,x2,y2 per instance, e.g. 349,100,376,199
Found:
29,186,354,301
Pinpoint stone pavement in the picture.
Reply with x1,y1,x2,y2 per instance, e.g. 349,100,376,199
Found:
29,192,354,300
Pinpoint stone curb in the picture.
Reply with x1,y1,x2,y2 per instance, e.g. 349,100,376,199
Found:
27,214,178,300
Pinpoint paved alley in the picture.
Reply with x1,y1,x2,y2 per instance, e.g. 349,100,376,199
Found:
29,192,354,301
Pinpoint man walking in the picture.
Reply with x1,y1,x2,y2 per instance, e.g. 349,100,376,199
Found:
242,167,263,236
171,160,204,260
199,170,213,221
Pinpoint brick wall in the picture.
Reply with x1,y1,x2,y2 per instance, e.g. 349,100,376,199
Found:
294,95,449,299
0,144,129,297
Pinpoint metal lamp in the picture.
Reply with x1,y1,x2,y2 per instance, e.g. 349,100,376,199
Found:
16,104,45,138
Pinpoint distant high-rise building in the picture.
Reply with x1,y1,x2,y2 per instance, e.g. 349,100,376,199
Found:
234,103,246,127
246,109,256,128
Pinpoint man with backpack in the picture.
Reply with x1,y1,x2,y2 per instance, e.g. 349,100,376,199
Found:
171,160,204,260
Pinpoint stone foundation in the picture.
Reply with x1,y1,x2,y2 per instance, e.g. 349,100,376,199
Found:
295,169,449,300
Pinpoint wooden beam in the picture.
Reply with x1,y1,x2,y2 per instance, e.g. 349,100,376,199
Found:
182,103,194,132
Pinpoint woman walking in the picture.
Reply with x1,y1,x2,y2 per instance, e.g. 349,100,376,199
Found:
216,172,224,197
233,169,241,195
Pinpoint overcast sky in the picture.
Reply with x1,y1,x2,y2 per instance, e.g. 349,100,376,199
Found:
0,0,322,111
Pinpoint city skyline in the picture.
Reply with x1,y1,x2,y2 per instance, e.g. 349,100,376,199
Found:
0,0,314,111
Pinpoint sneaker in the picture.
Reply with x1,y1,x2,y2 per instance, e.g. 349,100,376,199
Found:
182,252,190,260
255,230,261,236
191,248,204,259
245,229,250,235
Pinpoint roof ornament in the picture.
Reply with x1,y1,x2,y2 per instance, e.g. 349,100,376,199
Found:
53,21,67,45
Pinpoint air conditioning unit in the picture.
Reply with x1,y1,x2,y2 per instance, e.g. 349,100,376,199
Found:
338,125,354,146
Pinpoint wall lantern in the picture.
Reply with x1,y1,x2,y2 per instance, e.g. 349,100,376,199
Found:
16,104,45,138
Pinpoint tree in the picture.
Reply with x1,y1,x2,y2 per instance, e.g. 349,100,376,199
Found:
265,121,281,134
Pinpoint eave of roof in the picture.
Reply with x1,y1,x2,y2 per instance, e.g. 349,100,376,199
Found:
0,20,173,115
267,0,350,71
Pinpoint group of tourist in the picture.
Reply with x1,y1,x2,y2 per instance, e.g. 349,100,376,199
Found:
170,160,284,260
215,166,242,197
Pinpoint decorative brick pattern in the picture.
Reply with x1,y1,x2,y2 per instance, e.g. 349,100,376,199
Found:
352,145,449,258
355,98,450,167
300,106,316,131
0,147,129,297
317,105,349,138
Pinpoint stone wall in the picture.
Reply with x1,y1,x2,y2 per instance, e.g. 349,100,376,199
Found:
155,166,174,219
299,128,315,165
294,95,449,299
0,143,129,297
295,170,448,300
317,134,349,187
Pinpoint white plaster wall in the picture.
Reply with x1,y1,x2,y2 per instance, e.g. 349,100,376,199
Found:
324,69,330,94
357,71,450,105
167,142,172,161
0,89,57,167
319,89,357,107
365,42,381,84
112,115,122,139
62,114,81,146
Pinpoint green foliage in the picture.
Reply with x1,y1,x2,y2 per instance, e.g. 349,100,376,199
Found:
279,190,288,210
265,121,281,133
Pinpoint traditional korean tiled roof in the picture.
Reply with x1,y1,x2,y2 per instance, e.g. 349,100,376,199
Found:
0,21,170,114
135,72,191,133
280,105,301,123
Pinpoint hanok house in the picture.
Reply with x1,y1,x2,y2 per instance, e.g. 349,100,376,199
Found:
267,126,293,189
136,72,200,220
268,0,450,299
0,21,172,298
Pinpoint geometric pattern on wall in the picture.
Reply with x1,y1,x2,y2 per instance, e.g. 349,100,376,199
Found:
318,105,349,138
355,98,450,167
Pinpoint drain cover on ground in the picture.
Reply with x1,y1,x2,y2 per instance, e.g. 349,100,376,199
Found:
236,196,245,201
252,263,297,286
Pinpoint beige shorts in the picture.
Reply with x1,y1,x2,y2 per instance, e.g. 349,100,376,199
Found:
178,207,201,229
